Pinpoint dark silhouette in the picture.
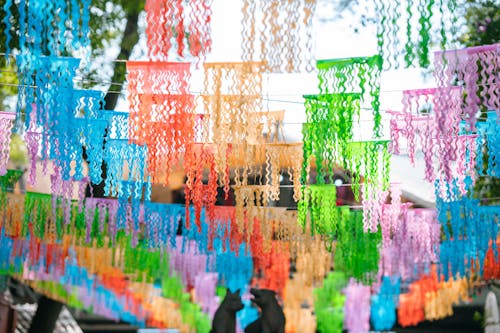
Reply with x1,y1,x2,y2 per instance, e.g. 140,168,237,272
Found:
245,288,285,333
210,288,244,333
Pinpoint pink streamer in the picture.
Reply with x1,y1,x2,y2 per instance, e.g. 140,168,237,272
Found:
343,279,371,333
0,111,16,175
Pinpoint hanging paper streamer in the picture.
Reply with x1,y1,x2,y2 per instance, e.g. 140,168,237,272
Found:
374,0,460,69
0,112,15,175
334,209,381,283
143,202,183,249
0,188,24,238
202,61,264,147
380,206,440,281
102,139,150,200
437,184,499,280
3,0,91,57
313,272,347,333
397,271,438,327
249,214,290,293
298,184,339,238
184,143,218,231
16,55,81,182
283,274,316,333
346,140,391,201
145,0,213,61
316,56,383,137
370,276,399,331
302,93,361,183
343,279,371,333
434,43,500,132
265,143,303,202
424,276,469,321
294,236,332,286
127,61,194,185
241,0,317,72
84,198,119,245
474,111,499,178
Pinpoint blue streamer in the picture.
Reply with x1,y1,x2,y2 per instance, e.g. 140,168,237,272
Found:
2,0,13,58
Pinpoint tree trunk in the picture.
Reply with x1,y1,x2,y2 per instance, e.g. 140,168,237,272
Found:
27,296,63,333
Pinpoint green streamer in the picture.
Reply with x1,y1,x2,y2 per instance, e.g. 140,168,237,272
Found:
316,56,383,138
405,0,416,67
0,169,23,209
162,272,211,333
418,0,435,68
345,140,391,200
334,210,381,283
313,271,347,333
302,93,361,184
298,185,339,238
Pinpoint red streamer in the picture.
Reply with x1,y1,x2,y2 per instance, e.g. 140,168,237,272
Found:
127,61,194,185
145,0,212,61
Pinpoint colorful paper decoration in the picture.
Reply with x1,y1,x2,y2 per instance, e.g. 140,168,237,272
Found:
424,276,469,321
145,0,212,61
241,0,317,72
283,274,316,333
102,139,150,200
127,61,194,185
302,93,361,183
316,56,383,137
475,112,499,178
434,43,500,132
3,0,90,57
380,206,441,280
374,0,457,69
343,279,371,333
397,272,438,327
298,184,339,237
370,276,399,331
334,209,381,283
313,272,347,333
265,143,302,202
0,112,15,175
437,193,499,280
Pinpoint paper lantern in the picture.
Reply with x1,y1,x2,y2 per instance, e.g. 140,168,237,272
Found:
241,0,317,72
0,112,15,175
145,0,212,61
